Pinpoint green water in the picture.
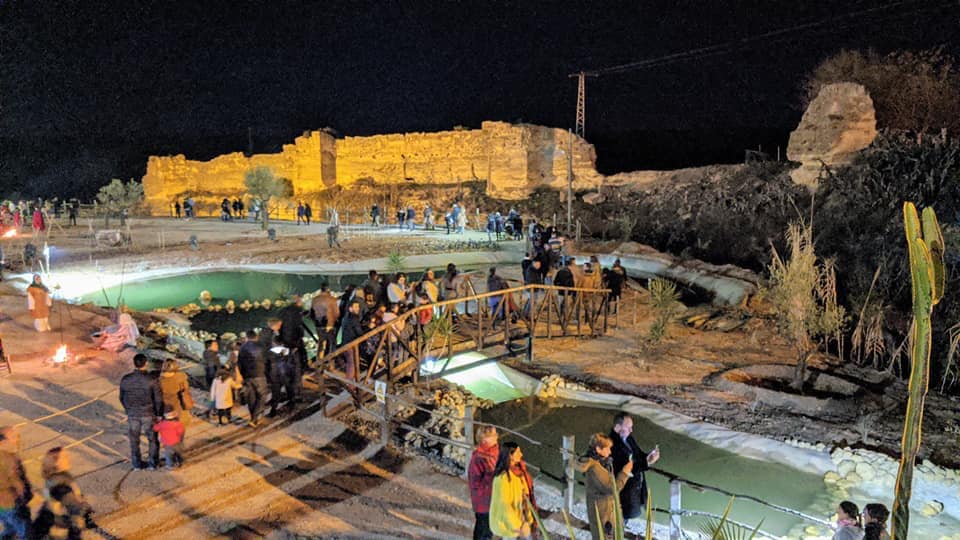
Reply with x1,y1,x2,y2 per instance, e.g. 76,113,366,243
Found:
482,398,827,536
80,271,370,311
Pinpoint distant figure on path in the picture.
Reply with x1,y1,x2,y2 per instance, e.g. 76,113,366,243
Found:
68,201,78,226
27,273,52,332
371,204,381,227
304,203,312,225
119,354,163,470
174,200,181,219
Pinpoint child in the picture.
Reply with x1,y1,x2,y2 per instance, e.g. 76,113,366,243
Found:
210,366,243,426
153,405,185,470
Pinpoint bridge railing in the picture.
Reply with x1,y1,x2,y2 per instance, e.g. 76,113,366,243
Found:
320,369,835,540
316,281,614,390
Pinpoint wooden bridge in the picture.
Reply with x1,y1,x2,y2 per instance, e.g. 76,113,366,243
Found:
315,280,615,414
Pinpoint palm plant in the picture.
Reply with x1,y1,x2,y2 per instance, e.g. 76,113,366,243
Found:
697,497,763,540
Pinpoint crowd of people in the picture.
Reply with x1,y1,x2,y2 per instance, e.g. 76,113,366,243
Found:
468,413,661,540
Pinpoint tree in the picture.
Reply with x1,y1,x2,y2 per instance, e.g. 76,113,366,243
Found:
766,222,846,389
803,48,960,133
96,178,143,227
244,166,293,230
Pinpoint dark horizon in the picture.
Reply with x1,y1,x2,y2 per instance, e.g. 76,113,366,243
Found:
2,0,956,199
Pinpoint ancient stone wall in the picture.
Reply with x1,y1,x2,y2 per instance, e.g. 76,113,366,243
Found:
141,122,603,214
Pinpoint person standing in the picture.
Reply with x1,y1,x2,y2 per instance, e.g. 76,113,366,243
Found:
153,406,186,469
158,359,194,426
609,412,660,521
278,296,306,404
209,366,243,426
119,354,163,470
68,201,78,227
406,206,415,231
174,201,181,219
32,206,45,236
423,204,434,230
489,442,534,540
338,300,364,381
371,204,380,227
0,426,32,539
266,336,292,417
203,339,220,389
580,433,631,540
468,427,499,540
33,446,94,540
237,331,268,427
304,203,312,225
311,285,340,356
27,273,52,332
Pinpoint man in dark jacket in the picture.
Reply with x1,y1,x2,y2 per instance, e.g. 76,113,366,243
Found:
522,260,544,321
238,331,268,427
266,335,292,417
554,259,576,319
119,354,163,470
338,300,364,381
279,297,307,404
609,412,661,520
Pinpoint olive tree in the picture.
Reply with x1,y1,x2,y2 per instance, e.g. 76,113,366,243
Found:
96,178,144,227
244,166,293,230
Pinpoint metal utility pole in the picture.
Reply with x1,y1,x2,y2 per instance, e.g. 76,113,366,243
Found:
567,129,573,235
568,71,596,139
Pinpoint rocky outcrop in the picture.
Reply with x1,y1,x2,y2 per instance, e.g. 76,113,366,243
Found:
141,122,604,213
787,82,878,187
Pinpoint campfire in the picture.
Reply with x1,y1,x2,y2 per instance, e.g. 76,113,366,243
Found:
1,229,15,238
52,344,69,365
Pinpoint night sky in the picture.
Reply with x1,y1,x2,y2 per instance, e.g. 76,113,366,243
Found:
2,0,957,199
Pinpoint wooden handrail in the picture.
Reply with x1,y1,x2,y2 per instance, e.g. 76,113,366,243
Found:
320,282,611,367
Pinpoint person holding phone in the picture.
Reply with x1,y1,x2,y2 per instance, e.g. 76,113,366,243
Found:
610,412,661,520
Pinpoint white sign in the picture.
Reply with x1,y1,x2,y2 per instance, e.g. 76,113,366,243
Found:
375,380,387,404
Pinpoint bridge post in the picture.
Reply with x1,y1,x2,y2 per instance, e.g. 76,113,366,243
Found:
669,479,682,540
562,434,576,514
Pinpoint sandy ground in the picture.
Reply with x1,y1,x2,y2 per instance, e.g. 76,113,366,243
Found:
3,216,957,538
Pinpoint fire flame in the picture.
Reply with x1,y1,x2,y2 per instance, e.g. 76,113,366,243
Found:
53,345,68,364
2,229,15,238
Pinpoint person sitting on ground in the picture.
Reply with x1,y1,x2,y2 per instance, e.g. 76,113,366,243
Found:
832,501,863,540
210,366,243,426
153,406,186,470
93,312,140,352
0,426,33,539
862,503,889,540
33,446,94,539
580,432,631,540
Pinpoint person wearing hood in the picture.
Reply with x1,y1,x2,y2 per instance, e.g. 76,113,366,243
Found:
0,427,33,539
27,273,52,332
579,433,632,540
95,312,141,352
